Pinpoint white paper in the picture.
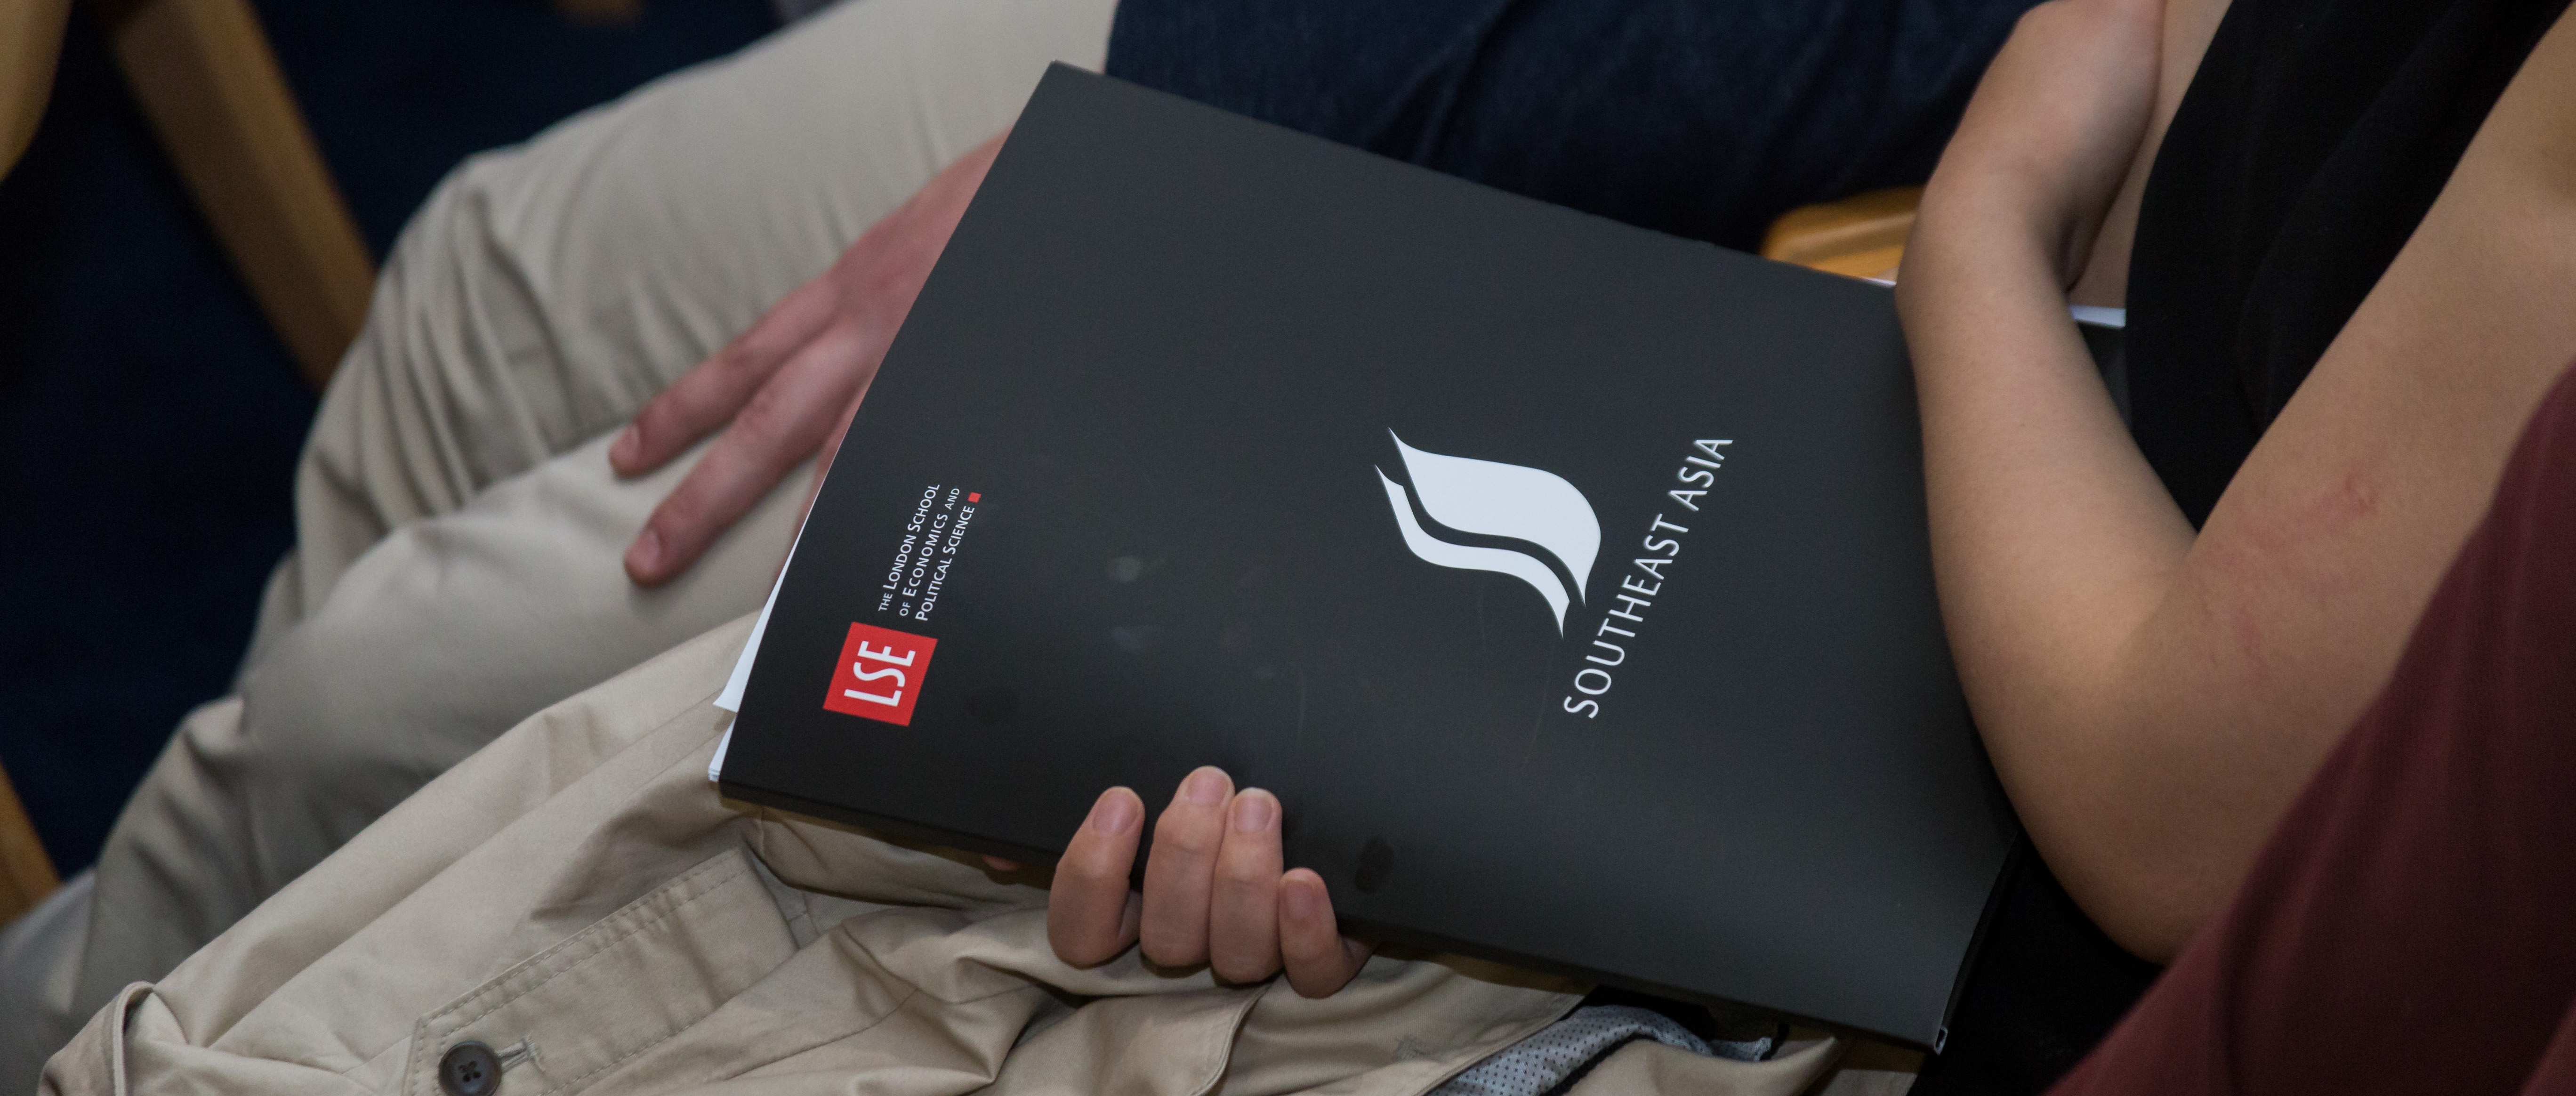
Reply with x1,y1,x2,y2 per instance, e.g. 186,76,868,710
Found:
707,724,734,784
716,518,808,714
714,572,784,715
710,513,811,782
1852,279,2126,331
2069,305,2127,329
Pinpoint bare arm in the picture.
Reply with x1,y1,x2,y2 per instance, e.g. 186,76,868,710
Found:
1899,0,2576,960
2066,0,2229,305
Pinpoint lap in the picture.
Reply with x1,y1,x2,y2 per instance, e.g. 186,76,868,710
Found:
274,0,1119,639
48,617,1612,1096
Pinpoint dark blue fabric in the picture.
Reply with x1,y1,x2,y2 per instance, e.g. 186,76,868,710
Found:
1105,0,2039,251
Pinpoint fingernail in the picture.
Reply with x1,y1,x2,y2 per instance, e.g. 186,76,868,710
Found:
1232,790,1275,833
1284,877,1322,920
613,424,640,463
630,528,662,570
1088,789,1138,835
1182,766,1228,806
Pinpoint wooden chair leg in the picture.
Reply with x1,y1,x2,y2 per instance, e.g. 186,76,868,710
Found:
0,759,62,926
92,0,375,388
1,0,74,179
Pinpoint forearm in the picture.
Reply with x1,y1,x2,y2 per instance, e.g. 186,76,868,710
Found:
1882,0,2357,960
1898,186,2207,959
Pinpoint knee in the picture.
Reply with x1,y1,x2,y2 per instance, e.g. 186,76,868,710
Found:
236,590,519,809
309,145,584,513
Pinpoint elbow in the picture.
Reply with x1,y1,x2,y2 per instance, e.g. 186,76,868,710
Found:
1981,685,2307,966
2081,884,2201,966
2040,828,2251,965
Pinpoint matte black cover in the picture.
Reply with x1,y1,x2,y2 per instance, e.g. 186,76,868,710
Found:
722,66,2019,1048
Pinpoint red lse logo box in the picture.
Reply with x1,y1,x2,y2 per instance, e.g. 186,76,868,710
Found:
822,622,938,725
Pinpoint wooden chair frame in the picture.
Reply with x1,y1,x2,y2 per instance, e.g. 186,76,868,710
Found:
90,0,378,387
1761,185,1921,281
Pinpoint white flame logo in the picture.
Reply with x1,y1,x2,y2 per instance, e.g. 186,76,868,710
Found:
1377,432,1601,632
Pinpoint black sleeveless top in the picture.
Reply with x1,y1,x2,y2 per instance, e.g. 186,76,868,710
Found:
2126,0,2574,525
1923,2,2571,1093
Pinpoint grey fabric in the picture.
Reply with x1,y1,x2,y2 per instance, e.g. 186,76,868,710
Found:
0,875,90,1083
1435,1004,1773,1096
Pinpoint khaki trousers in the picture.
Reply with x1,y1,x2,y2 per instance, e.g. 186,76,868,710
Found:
1,0,1120,1077
40,616,1851,1095
8,0,1903,1089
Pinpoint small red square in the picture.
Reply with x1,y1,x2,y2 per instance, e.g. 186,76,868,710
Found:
968,492,981,502
822,622,937,725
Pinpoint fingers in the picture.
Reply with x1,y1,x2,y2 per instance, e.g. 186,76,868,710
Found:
1140,766,1234,968
623,323,882,586
1208,789,1284,983
1278,869,1372,998
1058,767,1359,994
611,273,842,479
1049,787,1144,968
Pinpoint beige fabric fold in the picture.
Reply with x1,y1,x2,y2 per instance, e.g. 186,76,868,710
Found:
41,618,1685,1096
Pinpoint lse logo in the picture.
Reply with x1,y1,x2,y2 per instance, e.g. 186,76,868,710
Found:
823,622,938,725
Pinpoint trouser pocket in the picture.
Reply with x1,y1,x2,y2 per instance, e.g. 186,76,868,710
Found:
403,847,795,1096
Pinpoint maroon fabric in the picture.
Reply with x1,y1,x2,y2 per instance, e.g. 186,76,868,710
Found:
2049,363,2576,1096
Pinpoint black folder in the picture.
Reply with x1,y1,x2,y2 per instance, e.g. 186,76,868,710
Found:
718,65,2020,1048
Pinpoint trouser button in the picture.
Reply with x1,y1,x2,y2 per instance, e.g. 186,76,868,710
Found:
439,1041,504,1096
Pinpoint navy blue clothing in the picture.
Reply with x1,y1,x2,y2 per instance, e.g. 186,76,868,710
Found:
1105,0,2038,252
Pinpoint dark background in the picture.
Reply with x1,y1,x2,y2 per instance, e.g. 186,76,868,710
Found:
0,0,779,875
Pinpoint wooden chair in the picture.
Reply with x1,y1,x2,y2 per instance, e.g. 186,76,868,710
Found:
0,0,73,925
6,0,376,387
0,0,67,179
0,766,56,926
1762,185,1921,281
